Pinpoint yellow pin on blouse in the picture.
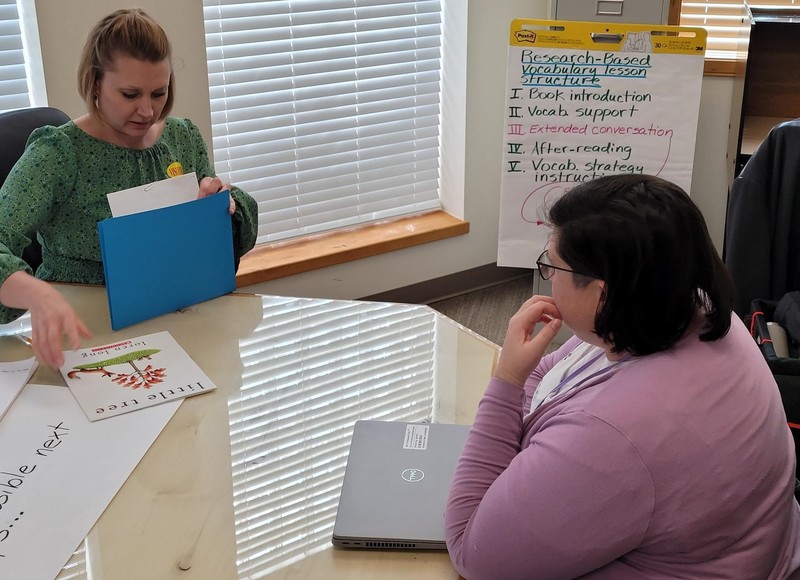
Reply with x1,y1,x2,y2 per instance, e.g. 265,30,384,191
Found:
166,162,183,177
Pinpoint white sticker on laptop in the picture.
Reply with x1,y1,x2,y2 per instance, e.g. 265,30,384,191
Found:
403,424,430,450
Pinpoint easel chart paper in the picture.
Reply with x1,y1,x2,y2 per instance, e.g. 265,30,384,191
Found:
0,384,179,580
497,20,707,267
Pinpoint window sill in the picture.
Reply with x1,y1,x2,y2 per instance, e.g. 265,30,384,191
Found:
703,58,737,77
235,211,470,288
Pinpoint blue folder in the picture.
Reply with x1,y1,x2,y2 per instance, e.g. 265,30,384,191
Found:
97,191,235,330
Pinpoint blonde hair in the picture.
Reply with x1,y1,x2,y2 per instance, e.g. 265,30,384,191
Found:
77,8,174,119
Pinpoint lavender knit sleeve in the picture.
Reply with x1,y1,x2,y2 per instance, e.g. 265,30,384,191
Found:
445,379,654,580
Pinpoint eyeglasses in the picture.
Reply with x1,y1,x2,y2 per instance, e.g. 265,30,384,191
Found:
535,250,583,281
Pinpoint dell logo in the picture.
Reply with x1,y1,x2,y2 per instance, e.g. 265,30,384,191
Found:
401,468,425,482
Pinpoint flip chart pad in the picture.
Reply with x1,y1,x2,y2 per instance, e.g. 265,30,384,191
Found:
497,19,707,267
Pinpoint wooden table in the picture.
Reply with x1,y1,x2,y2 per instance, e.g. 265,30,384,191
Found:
0,285,499,580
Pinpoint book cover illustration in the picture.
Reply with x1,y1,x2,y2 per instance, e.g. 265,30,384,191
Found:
59,331,216,421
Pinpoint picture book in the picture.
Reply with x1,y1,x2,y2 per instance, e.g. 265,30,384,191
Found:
59,331,216,421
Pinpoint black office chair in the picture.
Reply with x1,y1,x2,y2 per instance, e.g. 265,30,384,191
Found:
0,106,71,273
724,118,800,318
725,119,800,483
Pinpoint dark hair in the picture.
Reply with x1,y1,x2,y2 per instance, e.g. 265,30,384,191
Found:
547,174,735,356
77,8,174,119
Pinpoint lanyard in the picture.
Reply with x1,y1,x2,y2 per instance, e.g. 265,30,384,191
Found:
548,350,630,401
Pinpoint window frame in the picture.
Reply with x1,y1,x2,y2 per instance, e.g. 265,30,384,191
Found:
201,0,470,287
203,0,468,248
679,0,800,76
0,0,46,112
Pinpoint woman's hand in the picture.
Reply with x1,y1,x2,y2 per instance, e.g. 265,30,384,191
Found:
0,271,91,369
493,295,562,387
198,176,236,215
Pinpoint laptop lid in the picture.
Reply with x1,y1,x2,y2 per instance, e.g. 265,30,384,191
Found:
332,420,470,550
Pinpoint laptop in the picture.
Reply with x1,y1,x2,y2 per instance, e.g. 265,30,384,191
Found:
332,419,470,550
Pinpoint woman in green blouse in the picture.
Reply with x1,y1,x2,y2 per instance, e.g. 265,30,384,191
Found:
0,8,258,368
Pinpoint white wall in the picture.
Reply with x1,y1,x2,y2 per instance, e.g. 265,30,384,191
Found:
36,0,734,300
688,75,734,251
35,0,211,143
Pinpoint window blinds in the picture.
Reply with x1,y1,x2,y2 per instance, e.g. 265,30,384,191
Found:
230,297,436,575
203,0,445,245
680,0,799,60
0,0,31,113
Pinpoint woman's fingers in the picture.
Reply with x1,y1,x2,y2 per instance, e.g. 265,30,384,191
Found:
508,298,561,338
533,316,562,347
32,319,64,368
198,178,235,214
197,176,224,198
519,294,557,309
495,298,563,387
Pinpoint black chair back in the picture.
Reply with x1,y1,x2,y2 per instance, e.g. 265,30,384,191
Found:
0,107,70,272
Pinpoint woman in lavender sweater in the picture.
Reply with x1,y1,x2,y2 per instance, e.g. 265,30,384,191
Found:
445,174,800,579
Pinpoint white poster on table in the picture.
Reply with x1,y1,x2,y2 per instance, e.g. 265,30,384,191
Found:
497,20,707,267
0,384,179,579
0,358,36,421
